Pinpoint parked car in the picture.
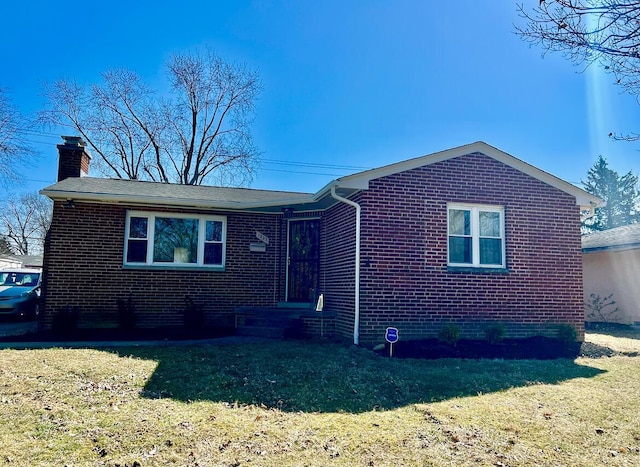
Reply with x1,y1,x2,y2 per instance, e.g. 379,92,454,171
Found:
0,269,42,320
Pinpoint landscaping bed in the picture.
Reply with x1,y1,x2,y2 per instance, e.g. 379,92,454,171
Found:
376,323,640,360
0,325,234,343
379,336,606,360
380,336,581,360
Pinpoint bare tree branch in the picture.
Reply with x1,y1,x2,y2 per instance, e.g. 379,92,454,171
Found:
516,1,640,93
0,89,37,186
0,193,52,255
39,48,261,186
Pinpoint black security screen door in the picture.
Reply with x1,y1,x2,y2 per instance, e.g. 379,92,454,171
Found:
287,219,320,303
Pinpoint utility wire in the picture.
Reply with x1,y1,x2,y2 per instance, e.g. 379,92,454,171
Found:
18,133,374,175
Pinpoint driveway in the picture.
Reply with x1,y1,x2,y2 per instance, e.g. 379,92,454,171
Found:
0,320,38,337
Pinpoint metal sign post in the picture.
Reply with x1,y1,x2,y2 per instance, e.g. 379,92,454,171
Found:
385,327,399,357
316,294,324,339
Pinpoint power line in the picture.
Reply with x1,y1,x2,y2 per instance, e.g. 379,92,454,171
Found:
261,158,371,171
16,130,373,177
260,167,349,177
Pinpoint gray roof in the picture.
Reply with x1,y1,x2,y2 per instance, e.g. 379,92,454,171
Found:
40,141,602,213
582,223,640,252
40,177,317,212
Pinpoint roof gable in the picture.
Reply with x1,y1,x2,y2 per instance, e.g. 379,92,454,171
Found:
41,141,601,212
327,141,601,209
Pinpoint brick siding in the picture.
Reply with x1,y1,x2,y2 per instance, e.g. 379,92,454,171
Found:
329,152,585,344
57,146,90,181
42,202,282,330
42,150,585,345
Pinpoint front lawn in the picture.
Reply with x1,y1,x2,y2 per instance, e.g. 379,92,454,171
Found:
1,331,639,465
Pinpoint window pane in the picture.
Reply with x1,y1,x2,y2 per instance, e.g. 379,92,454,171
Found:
206,221,223,242
449,209,470,236
480,238,502,265
153,217,199,263
127,240,147,263
204,243,223,265
129,217,148,239
479,211,500,237
449,237,471,264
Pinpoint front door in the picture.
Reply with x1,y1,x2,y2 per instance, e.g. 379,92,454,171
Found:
287,219,320,303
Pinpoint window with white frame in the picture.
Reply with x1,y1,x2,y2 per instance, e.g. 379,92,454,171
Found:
447,204,505,268
124,211,226,268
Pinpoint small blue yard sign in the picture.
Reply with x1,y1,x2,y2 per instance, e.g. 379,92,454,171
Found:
385,327,399,344
385,327,399,357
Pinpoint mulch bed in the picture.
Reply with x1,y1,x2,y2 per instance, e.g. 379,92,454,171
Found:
378,336,618,360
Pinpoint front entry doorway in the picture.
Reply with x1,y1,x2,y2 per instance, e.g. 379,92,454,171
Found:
287,219,320,303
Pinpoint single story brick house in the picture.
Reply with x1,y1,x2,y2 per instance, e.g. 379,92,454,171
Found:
40,137,601,345
582,224,640,325
0,255,43,270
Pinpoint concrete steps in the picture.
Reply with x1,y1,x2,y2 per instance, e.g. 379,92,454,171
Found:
234,306,306,338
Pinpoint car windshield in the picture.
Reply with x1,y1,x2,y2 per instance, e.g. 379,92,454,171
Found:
0,272,40,287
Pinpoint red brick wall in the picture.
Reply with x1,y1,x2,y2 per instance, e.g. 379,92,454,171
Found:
341,152,585,344
42,202,282,329
57,147,90,181
42,151,585,344
323,196,360,341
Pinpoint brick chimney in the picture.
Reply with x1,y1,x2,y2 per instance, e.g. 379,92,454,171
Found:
57,136,91,182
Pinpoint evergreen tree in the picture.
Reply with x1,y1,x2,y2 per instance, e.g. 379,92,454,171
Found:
0,235,13,254
582,156,640,232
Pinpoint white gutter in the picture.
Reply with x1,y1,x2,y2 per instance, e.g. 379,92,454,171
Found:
330,185,361,345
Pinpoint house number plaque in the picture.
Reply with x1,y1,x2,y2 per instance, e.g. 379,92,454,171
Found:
256,231,269,245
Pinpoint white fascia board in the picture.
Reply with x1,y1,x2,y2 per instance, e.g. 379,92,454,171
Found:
313,179,368,202
327,141,603,209
477,144,603,209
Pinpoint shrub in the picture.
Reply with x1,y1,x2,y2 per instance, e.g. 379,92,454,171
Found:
183,295,205,330
52,305,80,336
117,295,137,330
556,323,577,343
438,324,461,346
484,323,506,345
585,293,620,323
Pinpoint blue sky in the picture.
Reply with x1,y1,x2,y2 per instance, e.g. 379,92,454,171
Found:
2,0,640,195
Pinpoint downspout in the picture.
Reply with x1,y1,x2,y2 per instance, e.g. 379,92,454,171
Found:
330,185,361,345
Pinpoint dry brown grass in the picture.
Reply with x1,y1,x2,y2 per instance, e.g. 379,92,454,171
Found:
0,331,639,466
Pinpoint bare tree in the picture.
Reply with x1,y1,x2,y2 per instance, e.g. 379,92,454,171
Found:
516,1,640,140
517,1,640,91
40,49,261,186
0,193,53,255
0,89,36,185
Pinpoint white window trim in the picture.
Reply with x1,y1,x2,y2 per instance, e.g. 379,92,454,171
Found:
447,203,505,268
124,210,227,269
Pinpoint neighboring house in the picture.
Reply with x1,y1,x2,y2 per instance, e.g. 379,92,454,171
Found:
40,137,601,344
0,254,43,270
582,224,640,325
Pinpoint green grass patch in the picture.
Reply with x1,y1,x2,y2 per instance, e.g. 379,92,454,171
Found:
1,333,639,465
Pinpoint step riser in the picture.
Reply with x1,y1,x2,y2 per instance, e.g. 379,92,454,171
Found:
236,326,285,338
